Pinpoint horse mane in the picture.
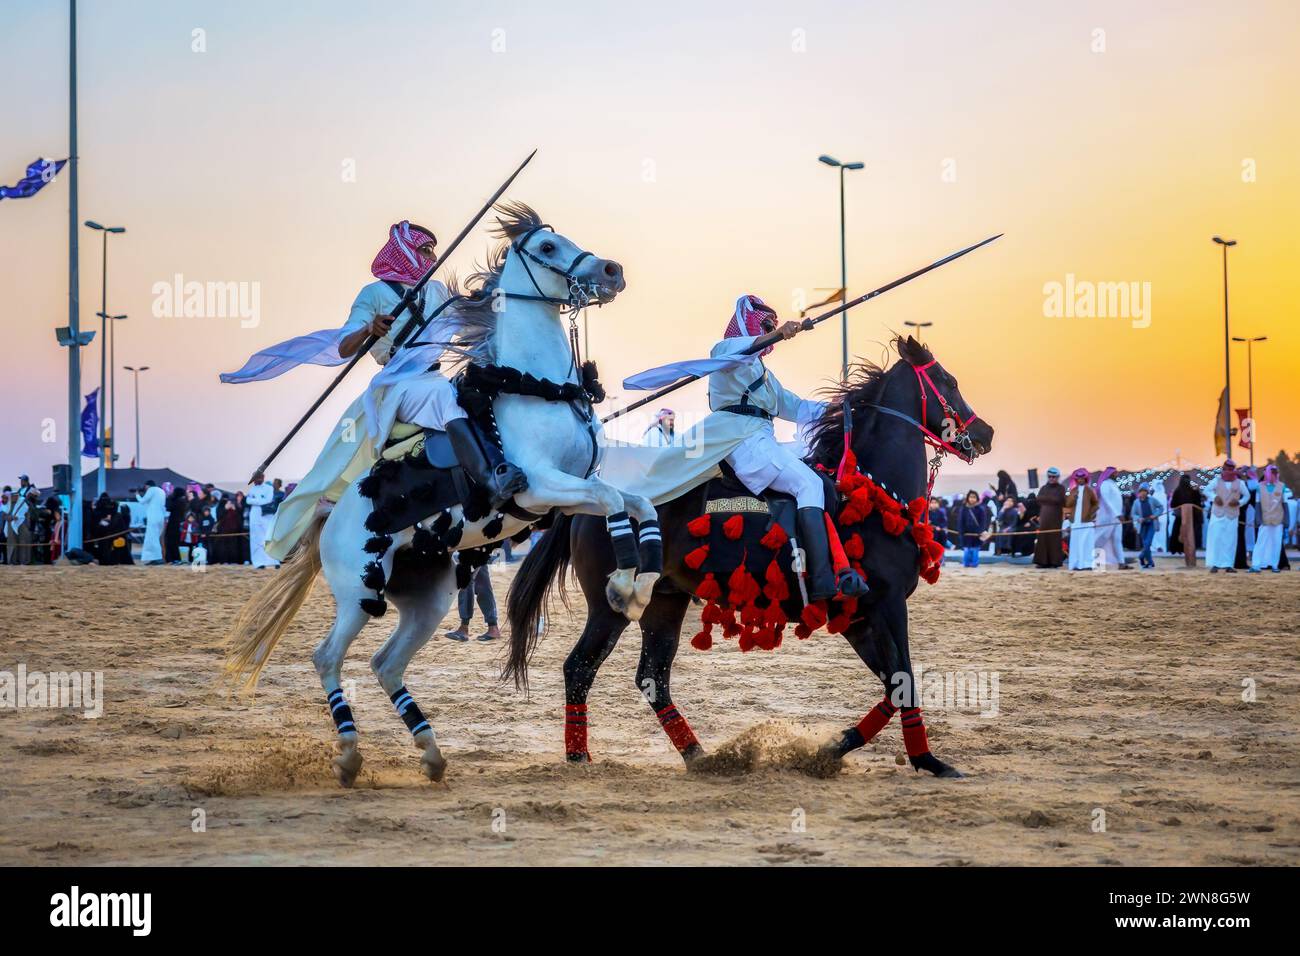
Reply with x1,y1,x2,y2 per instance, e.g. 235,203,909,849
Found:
443,201,546,368
806,334,933,469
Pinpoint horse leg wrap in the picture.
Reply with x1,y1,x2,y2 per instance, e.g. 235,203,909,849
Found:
900,706,931,757
390,685,430,738
607,511,638,569
656,703,700,754
564,703,589,758
855,697,899,743
327,688,357,736
637,519,663,574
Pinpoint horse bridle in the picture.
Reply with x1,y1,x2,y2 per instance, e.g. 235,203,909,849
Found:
511,224,605,313
862,359,980,464
912,360,979,462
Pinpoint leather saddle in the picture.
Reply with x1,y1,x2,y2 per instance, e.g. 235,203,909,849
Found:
361,421,491,535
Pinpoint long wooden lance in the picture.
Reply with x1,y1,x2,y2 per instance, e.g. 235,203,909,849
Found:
247,149,538,481
600,232,1003,425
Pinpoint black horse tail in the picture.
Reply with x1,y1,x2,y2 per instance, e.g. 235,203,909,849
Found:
504,514,573,691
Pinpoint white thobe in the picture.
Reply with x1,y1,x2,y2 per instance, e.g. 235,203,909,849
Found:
1067,487,1095,570
1095,478,1125,566
1251,484,1284,570
247,481,277,568
266,280,459,560
1206,477,1244,568
642,423,679,447
599,335,822,508
339,280,465,449
137,486,167,563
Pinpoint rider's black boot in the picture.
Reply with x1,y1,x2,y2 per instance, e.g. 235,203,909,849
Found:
446,418,529,509
797,507,839,602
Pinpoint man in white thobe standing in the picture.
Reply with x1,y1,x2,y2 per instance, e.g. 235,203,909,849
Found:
1064,468,1098,571
1093,466,1128,568
1250,464,1285,572
247,471,277,569
1206,459,1245,572
136,481,167,565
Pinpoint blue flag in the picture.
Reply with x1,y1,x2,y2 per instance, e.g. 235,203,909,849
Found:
81,389,100,459
0,157,68,201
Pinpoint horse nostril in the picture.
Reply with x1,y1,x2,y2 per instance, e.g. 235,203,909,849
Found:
604,260,622,278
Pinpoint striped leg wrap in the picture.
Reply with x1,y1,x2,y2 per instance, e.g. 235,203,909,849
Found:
564,703,589,757
900,706,931,757
327,688,356,736
607,511,638,569
656,703,700,753
637,519,663,574
390,686,430,738
855,697,899,743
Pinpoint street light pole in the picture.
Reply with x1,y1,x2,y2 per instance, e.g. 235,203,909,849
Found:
1212,236,1236,459
1231,335,1267,467
66,0,83,550
124,365,149,467
86,221,125,490
819,155,864,380
904,319,934,341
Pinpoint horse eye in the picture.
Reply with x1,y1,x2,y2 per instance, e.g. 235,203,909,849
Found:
540,241,556,254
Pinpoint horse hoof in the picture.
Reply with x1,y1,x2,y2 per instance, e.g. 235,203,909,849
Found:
633,572,660,607
332,743,363,788
605,569,638,618
411,731,447,782
681,743,706,770
566,752,592,764
911,752,964,778
420,748,447,783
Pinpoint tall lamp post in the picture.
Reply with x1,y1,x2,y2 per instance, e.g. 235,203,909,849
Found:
1231,335,1267,467
123,365,150,467
85,220,125,491
66,0,83,551
1211,236,1236,458
904,319,934,340
96,311,127,470
819,155,864,380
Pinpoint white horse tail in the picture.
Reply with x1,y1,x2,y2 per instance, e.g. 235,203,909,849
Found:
223,511,327,691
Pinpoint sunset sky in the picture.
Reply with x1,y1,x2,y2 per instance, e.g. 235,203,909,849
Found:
2,0,1297,490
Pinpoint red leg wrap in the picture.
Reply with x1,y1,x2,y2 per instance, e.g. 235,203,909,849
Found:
900,706,930,757
855,697,898,742
657,703,700,753
564,703,589,757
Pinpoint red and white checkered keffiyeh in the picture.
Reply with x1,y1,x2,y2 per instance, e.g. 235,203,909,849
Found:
723,294,777,355
370,221,436,285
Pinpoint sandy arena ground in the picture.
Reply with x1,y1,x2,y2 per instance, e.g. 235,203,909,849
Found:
1,558,1297,866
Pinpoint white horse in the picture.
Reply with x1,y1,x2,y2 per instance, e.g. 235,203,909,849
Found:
225,204,660,786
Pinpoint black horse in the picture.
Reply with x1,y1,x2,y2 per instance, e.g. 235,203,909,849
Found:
505,336,995,777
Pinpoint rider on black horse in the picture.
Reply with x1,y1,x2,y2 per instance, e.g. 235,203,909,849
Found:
705,295,868,602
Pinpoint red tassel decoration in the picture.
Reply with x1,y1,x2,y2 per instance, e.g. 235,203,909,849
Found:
696,572,722,601
760,523,789,550
907,497,927,521
882,511,908,536
844,533,865,559
763,559,789,602
687,514,712,537
690,628,713,651
684,544,709,570
722,514,745,540
801,601,828,632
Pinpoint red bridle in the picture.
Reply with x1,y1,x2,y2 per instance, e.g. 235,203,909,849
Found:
912,360,979,463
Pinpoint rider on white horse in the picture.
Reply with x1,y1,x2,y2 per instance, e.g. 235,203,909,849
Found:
221,221,529,561
340,221,528,508
707,295,866,602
